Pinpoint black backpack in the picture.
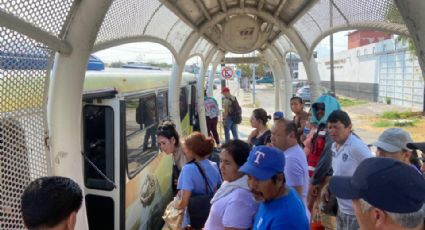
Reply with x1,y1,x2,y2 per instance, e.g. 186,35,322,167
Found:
228,97,242,124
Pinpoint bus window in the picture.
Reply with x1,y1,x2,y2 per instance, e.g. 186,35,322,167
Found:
157,91,168,121
83,105,114,190
179,88,188,121
126,95,158,178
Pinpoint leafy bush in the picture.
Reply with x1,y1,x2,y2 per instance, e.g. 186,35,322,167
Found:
381,111,415,119
338,98,367,107
381,111,400,119
373,120,393,127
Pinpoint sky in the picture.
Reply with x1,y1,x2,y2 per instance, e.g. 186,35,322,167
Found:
93,31,350,65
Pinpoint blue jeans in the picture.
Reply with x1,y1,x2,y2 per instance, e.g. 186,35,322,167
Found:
224,117,239,142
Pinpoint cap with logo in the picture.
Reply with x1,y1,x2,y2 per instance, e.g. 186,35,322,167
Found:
239,146,285,180
372,128,413,152
329,157,425,213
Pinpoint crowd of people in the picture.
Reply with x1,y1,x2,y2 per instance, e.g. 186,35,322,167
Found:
18,87,425,230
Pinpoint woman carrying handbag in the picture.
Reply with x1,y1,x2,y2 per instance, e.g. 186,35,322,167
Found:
175,132,222,229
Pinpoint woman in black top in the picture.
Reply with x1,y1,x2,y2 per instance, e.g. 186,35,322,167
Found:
248,108,271,147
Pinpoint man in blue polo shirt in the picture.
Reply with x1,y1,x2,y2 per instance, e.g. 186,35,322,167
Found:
239,146,309,230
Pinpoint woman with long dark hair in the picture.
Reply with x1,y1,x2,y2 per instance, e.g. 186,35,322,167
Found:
156,120,187,193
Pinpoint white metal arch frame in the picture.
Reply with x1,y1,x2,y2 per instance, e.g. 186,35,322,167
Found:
395,0,425,80
193,48,218,136
168,31,201,132
267,45,293,118
207,51,225,97
93,35,180,60
48,1,114,229
186,53,206,66
196,6,322,101
263,49,282,112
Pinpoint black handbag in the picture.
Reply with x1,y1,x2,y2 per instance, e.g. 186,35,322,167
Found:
187,162,214,229
171,163,180,195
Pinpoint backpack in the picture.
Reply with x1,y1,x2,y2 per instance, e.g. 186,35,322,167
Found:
228,97,242,124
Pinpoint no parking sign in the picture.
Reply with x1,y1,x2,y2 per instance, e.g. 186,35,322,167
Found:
221,67,234,79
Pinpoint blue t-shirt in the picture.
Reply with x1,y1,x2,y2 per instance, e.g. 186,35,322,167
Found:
253,188,309,230
177,159,222,195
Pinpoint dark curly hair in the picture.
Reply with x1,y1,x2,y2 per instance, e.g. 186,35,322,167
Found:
156,120,180,147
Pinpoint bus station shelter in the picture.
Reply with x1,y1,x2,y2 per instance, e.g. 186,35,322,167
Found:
1,0,425,228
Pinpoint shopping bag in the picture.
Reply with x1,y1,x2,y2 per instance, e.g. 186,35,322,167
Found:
163,197,184,230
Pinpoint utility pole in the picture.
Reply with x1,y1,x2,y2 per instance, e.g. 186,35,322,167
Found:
330,0,335,95
252,64,256,104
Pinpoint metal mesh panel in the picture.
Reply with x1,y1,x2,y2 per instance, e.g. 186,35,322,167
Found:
203,43,213,59
145,5,179,39
294,0,403,48
190,38,211,58
166,20,193,53
96,0,161,43
0,27,50,230
0,0,74,37
275,36,296,53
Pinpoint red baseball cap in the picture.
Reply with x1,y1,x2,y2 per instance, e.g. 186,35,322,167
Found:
221,87,230,93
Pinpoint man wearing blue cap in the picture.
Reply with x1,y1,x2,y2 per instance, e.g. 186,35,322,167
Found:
239,146,309,229
329,158,425,230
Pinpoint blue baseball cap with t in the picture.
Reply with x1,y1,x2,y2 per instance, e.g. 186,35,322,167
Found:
239,146,285,180
330,157,425,213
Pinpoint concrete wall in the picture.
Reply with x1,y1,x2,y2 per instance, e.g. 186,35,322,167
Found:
298,39,424,109
321,81,379,101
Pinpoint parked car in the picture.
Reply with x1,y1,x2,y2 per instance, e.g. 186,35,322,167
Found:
296,85,311,102
295,85,328,102
256,76,274,84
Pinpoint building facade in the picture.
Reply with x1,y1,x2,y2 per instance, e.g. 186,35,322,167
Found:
298,39,424,109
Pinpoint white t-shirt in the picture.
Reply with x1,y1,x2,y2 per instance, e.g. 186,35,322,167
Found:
204,188,258,230
331,133,373,215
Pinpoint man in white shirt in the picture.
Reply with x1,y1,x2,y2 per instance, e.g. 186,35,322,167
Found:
321,110,372,230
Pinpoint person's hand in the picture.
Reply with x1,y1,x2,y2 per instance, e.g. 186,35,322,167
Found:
307,184,319,204
300,134,307,142
307,184,319,212
311,184,319,197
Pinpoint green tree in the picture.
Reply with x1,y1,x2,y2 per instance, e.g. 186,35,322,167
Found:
236,63,268,77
